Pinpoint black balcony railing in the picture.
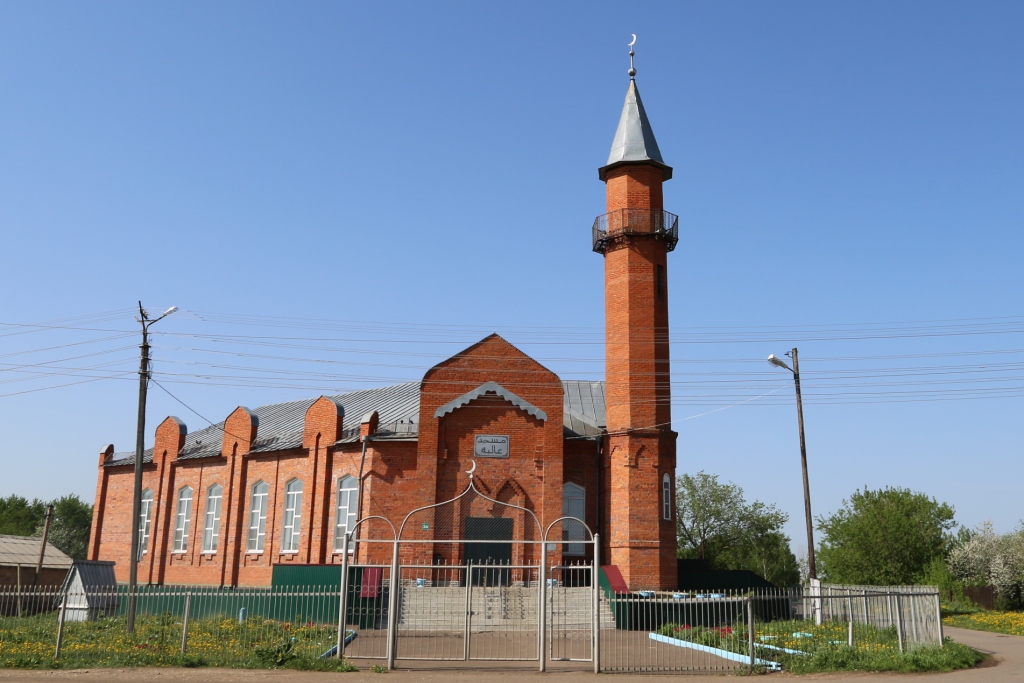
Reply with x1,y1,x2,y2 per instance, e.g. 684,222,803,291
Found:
592,208,679,254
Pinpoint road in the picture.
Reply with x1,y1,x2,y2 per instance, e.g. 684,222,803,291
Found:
0,627,1018,682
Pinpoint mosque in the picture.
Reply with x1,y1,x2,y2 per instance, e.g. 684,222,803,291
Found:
87,60,681,590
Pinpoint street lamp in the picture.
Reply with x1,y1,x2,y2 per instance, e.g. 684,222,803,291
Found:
768,348,817,581
127,302,177,632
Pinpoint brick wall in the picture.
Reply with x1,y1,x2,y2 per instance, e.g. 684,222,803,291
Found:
602,163,678,590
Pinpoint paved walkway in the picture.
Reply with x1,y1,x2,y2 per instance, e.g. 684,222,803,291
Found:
0,626,1019,682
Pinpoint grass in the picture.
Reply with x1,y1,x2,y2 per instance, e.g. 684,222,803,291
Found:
0,612,358,671
656,619,984,673
944,610,1024,636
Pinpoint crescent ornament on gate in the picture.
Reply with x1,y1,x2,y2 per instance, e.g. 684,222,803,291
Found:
466,459,477,477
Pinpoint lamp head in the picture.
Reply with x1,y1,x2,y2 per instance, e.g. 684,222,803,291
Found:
768,354,792,372
161,306,179,317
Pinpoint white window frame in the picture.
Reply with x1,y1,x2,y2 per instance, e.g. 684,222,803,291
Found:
334,475,359,553
280,478,303,554
201,484,222,554
247,481,269,554
172,486,193,553
662,473,672,521
562,482,586,556
138,488,154,560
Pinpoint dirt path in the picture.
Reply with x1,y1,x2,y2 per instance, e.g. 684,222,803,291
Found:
0,626,1019,682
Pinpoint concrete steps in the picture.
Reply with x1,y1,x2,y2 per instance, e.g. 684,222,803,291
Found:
397,585,614,631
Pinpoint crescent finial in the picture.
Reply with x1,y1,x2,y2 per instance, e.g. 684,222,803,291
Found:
466,459,477,478
628,35,637,78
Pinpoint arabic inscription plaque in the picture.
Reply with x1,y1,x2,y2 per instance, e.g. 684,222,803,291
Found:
474,435,510,458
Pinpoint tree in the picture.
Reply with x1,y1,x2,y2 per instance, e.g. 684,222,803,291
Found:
947,521,1024,608
37,495,93,561
675,471,800,586
817,486,956,585
0,495,46,535
0,493,93,560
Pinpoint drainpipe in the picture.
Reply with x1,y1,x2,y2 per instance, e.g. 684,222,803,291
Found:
354,436,372,559
593,436,603,543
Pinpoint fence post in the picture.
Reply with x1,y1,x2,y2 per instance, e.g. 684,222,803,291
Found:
463,561,473,661
386,538,400,670
934,592,944,646
593,533,600,674
337,534,350,660
15,564,24,617
54,584,69,659
748,597,756,671
539,541,547,672
909,591,918,644
894,593,904,653
180,592,191,654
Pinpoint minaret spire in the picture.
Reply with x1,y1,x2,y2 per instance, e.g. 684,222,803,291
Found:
598,37,672,182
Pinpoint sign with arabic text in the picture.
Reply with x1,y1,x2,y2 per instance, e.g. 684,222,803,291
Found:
474,435,510,458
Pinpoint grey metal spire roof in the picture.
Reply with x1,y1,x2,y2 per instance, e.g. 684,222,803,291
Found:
599,79,672,181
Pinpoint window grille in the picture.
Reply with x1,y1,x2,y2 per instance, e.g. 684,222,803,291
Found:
172,486,193,553
334,475,358,552
247,481,269,553
202,484,222,553
562,482,586,555
662,473,672,520
281,479,303,553
137,489,153,560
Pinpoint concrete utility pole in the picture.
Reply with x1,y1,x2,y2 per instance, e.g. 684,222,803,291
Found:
768,347,817,580
34,504,53,586
127,302,177,633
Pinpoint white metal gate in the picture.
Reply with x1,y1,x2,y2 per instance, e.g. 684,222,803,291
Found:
336,463,598,671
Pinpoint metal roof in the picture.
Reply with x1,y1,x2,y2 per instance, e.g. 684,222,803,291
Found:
108,380,607,463
0,534,73,569
599,79,672,181
108,382,421,466
562,380,607,437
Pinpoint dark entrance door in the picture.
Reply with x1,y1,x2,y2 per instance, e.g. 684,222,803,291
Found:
464,517,513,586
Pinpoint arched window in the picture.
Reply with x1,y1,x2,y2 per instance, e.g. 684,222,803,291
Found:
662,474,672,521
562,482,586,556
334,476,359,552
202,484,223,553
247,481,269,553
137,489,154,560
172,486,193,553
281,479,303,553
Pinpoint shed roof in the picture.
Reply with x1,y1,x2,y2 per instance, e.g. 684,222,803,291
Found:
108,380,607,465
0,534,73,569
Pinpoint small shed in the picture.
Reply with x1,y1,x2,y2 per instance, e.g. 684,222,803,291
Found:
0,534,74,617
59,560,119,622
0,533,74,586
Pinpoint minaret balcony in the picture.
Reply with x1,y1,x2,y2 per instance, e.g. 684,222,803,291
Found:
592,208,679,254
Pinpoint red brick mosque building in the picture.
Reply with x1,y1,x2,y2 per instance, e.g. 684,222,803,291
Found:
88,69,682,591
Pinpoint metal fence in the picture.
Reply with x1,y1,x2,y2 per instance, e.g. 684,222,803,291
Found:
0,581,943,673
0,583,346,666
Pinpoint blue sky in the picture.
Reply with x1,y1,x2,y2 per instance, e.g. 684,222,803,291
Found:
1,2,1022,555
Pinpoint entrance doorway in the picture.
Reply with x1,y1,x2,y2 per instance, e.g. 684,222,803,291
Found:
464,517,512,586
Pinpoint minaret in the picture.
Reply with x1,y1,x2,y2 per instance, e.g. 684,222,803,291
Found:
594,42,678,590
